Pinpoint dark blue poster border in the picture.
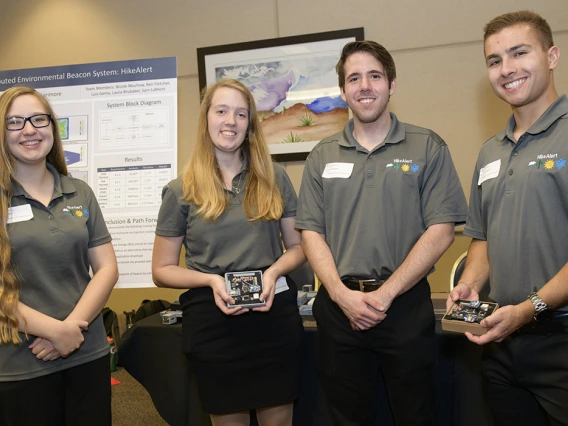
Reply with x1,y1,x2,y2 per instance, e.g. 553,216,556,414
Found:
0,57,176,91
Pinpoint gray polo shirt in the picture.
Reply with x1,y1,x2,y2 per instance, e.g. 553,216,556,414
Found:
156,163,297,273
465,95,568,311
1,163,112,381
296,114,467,279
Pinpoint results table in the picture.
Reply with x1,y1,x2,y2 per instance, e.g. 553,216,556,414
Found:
97,164,172,210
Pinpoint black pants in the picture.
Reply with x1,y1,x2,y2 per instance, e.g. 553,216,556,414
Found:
313,279,438,426
482,331,568,426
0,354,111,426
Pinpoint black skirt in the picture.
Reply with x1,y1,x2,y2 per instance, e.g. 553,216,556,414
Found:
180,277,303,414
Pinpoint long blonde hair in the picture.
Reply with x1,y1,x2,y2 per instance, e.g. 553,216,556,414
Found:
0,86,67,344
182,79,283,221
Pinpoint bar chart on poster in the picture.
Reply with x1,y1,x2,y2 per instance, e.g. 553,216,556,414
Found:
0,57,178,288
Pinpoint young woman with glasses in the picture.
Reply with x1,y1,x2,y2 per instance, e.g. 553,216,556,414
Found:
0,86,118,426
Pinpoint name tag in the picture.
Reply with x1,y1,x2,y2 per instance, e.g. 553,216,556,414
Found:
322,162,354,178
478,159,501,185
275,276,289,294
7,204,34,224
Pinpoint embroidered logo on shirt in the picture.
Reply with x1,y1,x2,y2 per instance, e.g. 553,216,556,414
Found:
63,207,90,217
527,154,566,170
385,159,420,173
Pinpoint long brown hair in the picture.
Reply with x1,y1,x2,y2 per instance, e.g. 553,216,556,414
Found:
0,86,67,344
182,79,283,221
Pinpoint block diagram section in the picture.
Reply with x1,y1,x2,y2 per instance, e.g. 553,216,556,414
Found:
99,108,168,151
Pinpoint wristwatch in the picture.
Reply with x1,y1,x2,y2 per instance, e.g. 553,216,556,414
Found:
528,292,554,321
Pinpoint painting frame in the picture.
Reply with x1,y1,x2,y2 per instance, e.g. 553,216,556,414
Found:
197,28,364,154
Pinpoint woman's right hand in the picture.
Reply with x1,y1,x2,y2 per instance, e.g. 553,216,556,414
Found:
28,337,61,361
209,275,248,316
48,319,88,357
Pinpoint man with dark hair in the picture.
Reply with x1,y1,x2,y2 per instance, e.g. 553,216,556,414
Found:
449,10,568,425
296,40,467,425
335,40,397,91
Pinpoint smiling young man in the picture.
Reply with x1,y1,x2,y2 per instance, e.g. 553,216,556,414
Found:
296,41,467,425
448,10,568,425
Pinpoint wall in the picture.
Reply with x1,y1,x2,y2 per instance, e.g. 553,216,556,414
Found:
1,0,567,312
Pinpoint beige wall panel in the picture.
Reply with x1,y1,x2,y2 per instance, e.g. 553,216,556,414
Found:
280,160,305,192
0,0,278,77
177,76,201,170
171,0,279,76
0,1,150,68
277,0,568,48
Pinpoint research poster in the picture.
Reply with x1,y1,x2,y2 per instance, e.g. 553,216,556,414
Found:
0,57,177,288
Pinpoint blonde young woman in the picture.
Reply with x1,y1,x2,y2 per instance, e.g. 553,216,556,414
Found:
0,87,118,426
152,79,305,426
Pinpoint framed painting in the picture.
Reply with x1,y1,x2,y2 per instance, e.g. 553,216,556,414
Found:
197,28,364,154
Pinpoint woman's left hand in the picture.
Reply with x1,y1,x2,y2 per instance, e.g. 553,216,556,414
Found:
29,337,61,361
253,269,278,312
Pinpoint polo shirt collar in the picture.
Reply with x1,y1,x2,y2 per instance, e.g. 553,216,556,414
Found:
53,164,78,197
496,94,568,142
337,120,357,148
11,162,77,199
11,179,25,197
338,113,406,149
383,113,406,145
240,152,249,173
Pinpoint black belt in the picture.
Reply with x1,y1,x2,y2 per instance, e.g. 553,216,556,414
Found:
342,277,387,293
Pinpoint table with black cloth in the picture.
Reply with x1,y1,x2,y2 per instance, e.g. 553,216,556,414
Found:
119,307,493,426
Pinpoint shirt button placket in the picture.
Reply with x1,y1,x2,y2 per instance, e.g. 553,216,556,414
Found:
364,154,375,187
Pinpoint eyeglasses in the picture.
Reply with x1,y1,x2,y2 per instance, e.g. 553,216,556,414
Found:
5,114,52,131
